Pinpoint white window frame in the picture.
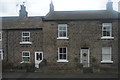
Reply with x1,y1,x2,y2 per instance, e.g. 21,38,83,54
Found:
57,24,69,39
0,32,2,41
101,23,114,39
0,49,3,60
21,51,30,63
20,32,32,44
101,47,113,63
57,47,68,62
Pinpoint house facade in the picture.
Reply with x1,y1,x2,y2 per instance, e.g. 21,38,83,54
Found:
1,1,119,73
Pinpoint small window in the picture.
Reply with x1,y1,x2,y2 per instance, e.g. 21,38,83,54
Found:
0,49,3,60
22,32,30,42
101,47,113,63
57,47,68,62
0,32,2,41
57,24,68,39
102,23,112,37
22,51,30,63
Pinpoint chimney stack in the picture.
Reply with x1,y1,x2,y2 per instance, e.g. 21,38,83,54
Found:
49,0,54,12
106,0,113,10
19,4,28,18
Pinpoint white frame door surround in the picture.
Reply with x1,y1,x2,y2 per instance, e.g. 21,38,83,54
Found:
35,52,43,68
80,48,90,67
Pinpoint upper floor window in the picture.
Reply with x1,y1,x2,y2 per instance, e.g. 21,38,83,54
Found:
101,47,113,63
0,32,2,41
57,24,68,39
101,23,114,39
20,32,32,44
22,51,30,63
22,32,30,42
57,47,68,62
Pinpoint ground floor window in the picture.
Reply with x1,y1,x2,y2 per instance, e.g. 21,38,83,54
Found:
0,32,2,41
57,47,68,62
22,51,30,63
0,49,3,60
101,47,113,63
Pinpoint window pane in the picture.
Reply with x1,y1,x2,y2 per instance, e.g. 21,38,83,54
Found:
59,48,62,53
59,26,66,30
102,54,110,61
23,57,29,61
39,53,42,60
106,31,110,36
63,54,66,59
23,52,29,56
59,27,64,30
103,27,107,31
103,31,107,36
59,48,66,53
59,31,66,37
102,47,111,61
63,48,66,53
60,54,66,59
103,31,110,36
59,31,63,37
63,31,66,37
23,33,29,36
58,24,67,38
36,53,39,60
23,37,30,42
102,24,111,37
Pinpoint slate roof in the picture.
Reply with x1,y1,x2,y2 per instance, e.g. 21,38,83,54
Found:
44,10,119,21
1,16,44,29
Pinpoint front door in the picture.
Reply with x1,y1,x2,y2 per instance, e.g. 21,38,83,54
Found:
35,52,43,68
80,48,90,67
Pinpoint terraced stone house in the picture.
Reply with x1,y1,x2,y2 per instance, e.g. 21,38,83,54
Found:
1,1,119,73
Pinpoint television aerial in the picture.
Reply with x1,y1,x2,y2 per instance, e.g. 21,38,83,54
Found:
16,0,27,14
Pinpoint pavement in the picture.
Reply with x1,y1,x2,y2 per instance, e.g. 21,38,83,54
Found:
2,72,119,78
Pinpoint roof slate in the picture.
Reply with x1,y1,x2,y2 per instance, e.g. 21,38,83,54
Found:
44,10,119,21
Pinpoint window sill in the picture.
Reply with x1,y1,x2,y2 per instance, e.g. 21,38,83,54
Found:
20,61,30,63
20,42,32,44
57,37,69,40
57,60,69,62
101,61,113,63
101,37,114,39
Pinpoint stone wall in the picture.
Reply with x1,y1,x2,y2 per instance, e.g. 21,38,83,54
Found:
43,20,118,68
2,29,43,65
1,18,118,73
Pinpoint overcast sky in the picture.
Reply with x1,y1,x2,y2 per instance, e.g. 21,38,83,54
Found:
0,0,120,17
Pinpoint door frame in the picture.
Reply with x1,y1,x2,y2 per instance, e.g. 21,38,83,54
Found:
80,48,90,67
35,52,43,61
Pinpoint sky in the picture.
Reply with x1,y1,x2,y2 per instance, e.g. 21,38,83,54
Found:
0,0,120,17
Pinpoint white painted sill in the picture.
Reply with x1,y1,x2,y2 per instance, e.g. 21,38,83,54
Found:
20,42,32,44
101,37,114,39
57,37,69,40
20,61,30,63
57,60,69,62
101,61,113,63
